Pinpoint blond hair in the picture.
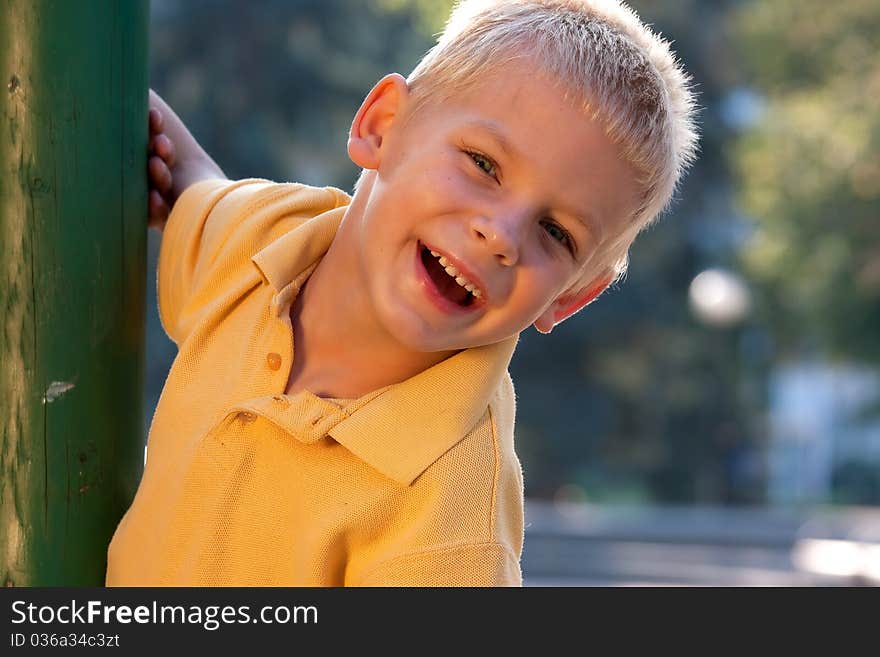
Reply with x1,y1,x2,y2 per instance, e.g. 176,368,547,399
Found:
405,0,699,287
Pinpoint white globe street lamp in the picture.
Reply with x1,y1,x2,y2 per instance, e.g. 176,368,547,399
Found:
688,268,752,328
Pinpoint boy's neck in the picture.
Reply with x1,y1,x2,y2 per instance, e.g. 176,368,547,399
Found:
283,216,456,400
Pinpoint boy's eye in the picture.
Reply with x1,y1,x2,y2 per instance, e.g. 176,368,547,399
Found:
541,219,575,253
468,151,498,179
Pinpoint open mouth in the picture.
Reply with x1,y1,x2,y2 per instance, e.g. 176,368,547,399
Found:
419,244,482,308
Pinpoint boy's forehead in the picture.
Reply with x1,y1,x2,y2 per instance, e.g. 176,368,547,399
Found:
434,60,571,112
419,64,599,160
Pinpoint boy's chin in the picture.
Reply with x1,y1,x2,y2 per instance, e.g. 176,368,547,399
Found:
375,299,526,353
390,328,472,355
393,326,523,354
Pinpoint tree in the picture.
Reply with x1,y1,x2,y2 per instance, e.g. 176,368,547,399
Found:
731,0,880,364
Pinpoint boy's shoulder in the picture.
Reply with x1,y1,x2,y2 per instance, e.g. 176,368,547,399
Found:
158,178,350,342
174,178,350,256
162,178,351,274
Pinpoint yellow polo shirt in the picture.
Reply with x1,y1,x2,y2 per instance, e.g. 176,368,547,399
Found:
106,179,524,586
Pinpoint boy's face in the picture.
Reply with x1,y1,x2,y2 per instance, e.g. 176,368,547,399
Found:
346,63,642,353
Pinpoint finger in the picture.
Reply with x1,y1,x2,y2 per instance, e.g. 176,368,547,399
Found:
149,108,164,135
149,155,172,195
153,133,176,167
148,190,170,229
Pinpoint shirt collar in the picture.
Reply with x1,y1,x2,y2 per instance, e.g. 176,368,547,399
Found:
234,335,517,487
328,335,517,485
248,190,518,486
251,202,348,293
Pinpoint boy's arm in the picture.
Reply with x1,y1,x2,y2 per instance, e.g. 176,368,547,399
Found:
148,88,227,230
355,542,522,587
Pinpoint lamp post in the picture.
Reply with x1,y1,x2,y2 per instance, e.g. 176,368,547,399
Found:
688,267,765,503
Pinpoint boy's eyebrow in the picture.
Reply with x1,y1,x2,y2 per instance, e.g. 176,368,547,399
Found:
465,119,517,159
466,119,605,243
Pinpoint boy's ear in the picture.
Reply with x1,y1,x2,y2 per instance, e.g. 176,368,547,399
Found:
533,273,614,335
348,73,410,170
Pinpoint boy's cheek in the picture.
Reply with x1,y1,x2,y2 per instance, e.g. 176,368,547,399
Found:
550,274,614,325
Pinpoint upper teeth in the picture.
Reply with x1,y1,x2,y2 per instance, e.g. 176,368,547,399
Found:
430,250,482,299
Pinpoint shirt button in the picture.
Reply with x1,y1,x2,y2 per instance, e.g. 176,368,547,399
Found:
237,412,256,424
266,352,282,370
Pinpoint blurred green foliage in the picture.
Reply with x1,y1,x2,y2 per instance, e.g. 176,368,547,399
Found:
371,0,454,34
150,0,439,186
732,0,880,364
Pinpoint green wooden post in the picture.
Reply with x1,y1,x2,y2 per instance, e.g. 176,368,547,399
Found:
1,1,149,585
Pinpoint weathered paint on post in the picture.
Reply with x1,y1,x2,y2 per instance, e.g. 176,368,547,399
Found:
1,1,149,585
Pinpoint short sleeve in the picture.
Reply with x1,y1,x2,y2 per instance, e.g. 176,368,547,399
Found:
355,543,523,587
156,178,277,344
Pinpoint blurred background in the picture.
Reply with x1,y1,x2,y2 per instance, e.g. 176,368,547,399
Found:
146,0,880,585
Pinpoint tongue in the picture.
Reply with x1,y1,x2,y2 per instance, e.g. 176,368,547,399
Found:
422,248,470,305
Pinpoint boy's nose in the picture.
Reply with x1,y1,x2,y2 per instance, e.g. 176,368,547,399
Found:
470,215,520,267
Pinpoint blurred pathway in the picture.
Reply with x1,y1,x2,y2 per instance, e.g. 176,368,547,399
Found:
522,500,880,587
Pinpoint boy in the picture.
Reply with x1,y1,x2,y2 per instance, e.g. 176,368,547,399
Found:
107,0,697,586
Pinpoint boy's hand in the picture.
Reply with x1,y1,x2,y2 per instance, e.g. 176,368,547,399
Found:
146,88,227,231
148,105,177,230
